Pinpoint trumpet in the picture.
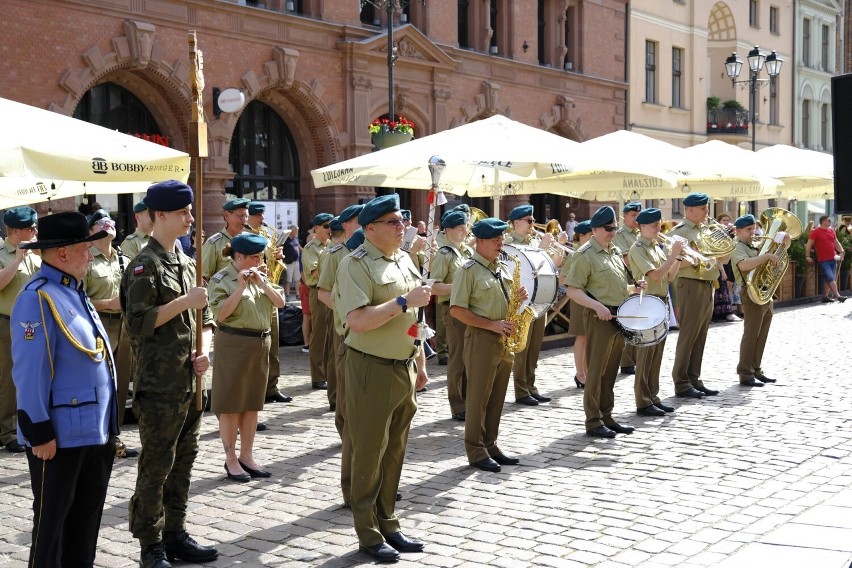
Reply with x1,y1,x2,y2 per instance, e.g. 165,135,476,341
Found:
656,233,715,271
532,220,574,257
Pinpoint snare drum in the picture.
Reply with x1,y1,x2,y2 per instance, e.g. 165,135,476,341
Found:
501,244,558,314
614,295,669,347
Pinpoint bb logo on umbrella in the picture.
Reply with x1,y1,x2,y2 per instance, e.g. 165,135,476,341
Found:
92,157,109,174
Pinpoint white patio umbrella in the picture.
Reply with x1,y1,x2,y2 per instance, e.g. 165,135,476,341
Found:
755,144,834,199
679,140,782,200
0,97,191,209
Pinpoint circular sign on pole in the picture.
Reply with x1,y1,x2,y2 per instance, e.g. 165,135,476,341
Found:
216,88,245,114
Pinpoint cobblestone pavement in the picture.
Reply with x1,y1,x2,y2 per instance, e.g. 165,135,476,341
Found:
2,301,852,567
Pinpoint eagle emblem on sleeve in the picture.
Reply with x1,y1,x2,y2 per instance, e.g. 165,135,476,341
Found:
19,320,42,341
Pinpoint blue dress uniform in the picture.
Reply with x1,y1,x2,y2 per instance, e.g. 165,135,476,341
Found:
12,214,118,568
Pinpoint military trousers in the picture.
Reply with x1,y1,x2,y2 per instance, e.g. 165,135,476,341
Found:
737,293,773,381
130,390,203,545
345,348,417,547
634,338,667,409
441,304,467,416
26,439,113,568
620,343,636,369
0,318,17,445
335,340,351,503
308,287,328,386
266,307,281,398
464,327,513,463
583,307,625,432
435,301,448,359
512,313,546,399
671,278,713,393
100,314,132,425
324,304,338,407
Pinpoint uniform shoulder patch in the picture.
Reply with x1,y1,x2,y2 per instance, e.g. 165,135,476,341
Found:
670,222,685,231
23,277,48,292
211,270,227,282
576,241,592,253
207,232,224,244
348,246,368,259
462,259,476,269
438,246,453,255
329,243,344,253
124,233,138,241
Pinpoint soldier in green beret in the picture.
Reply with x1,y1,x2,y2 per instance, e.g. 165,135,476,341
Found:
121,202,153,260
304,212,334,390
200,198,250,281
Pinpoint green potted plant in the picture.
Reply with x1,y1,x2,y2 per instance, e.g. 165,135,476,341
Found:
369,115,415,149
707,96,721,110
723,99,745,110
838,231,852,291
787,234,808,297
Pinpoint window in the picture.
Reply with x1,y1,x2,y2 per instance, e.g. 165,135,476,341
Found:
360,1,377,25
822,24,830,71
769,77,778,125
769,6,778,33
749,0,759,27
672,47,683,108
645,41,657,103
803,19,811,67
802,100,810,148
489,0,498,53
821,104,829,149
458,0,470,48
228,100,300,201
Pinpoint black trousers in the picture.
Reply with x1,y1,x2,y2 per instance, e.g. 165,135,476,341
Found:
26,439,114,568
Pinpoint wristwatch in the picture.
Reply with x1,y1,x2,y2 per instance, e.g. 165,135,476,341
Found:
395,295,408,313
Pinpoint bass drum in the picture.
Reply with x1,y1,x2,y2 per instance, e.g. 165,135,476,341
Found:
501,244,558,316
615,295,669,347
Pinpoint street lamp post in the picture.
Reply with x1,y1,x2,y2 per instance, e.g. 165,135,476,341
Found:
725,46,782,151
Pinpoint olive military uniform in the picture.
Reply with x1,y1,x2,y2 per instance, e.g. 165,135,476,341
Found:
450,252,513,462
564,239,631,432
0,240,41,447
613,226,639,371
627,236,672,409
302,237,329,387
318,242,349,409
121,228,150,260
503,231,546,400
668,220,719,394
121,237,214,545
560,245,586,337
200,229,236,281
732,240,773,383
432,230,450,360
335,240,421,548
85,245,132,425
250,224,283,399
430,241,472,415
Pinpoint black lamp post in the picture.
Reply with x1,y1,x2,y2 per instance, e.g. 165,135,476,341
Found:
724,45,782,151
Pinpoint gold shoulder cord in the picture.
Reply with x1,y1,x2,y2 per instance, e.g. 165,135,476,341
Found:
37,290,107,363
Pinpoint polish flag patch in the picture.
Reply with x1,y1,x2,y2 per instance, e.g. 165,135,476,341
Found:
133,265,144,275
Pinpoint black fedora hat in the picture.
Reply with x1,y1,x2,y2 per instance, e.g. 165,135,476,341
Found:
20,211,107,250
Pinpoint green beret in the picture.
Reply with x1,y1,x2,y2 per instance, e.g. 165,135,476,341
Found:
338,204,364,223
451,204,470,214
329,217,343,232
223,198,250,211
144,180,194,212
574,220,592,235
441,210,466,229
230,233,267,255
636,208,662,225
590,206,616,228
248,202,266,215
133,201,148,214
472,218,509,238
683,193,710,207
87,209,111,228
3,206,37,229
358,194,400,226
311,212,334,227
734,214,756,229
345,228,365,250
623,201,642,213
508,204,533,221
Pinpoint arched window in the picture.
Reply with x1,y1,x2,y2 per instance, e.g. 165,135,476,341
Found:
227,100,300,201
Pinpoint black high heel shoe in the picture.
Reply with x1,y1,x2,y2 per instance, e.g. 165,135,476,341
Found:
238,459,271,478
224,463,251,483
574,376,585,389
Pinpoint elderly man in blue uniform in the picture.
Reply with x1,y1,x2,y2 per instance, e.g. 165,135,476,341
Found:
668,193,726,399
565,206,646,438
12,211,118,567
0,206,41,453
613,202,642,376
121,180,217,568
504,204,563,406
335,194,431,563
731,214,782,387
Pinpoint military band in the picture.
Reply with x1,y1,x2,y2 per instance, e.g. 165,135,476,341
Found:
612,202,641,376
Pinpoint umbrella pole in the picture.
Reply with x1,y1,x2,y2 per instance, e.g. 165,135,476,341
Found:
188,31,209,412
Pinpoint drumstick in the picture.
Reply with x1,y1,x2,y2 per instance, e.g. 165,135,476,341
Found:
597,314,648,319
639,288,644,305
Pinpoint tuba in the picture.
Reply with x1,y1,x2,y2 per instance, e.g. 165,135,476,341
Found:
502,253,536,354
244,223,286,285
746,208,802,305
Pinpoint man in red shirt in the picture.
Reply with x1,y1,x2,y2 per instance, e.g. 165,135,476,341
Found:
805,215,847,303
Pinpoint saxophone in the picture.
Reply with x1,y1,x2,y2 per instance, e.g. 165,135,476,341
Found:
244,223,286,285
503,254,535,354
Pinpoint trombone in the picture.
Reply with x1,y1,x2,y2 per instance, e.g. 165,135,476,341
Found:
533,219,575,257
656,233,715,271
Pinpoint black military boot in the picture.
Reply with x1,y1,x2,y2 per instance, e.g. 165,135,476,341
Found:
163,530,218,563
139,543,172,568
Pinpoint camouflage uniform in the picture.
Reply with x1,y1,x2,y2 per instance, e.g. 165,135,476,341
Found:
120,237,213,546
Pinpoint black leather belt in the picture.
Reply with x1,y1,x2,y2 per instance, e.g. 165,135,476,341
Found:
682,278,712,285
218,324,270,338
350,347,413,366
0,313,9,320
98,311,122,320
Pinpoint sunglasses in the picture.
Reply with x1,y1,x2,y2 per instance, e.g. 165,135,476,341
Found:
524,218,536,224
602,225,618,233
320,224,330,229
374,219,405,228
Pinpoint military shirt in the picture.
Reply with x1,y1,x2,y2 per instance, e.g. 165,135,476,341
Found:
668,219,720,281
301,238,328,286
450,251,511,320
208,264,276,331
336,240,422,360
564,238,630,307
558,243,580,279
613,226,639,255
504,231,539,247
85,246,128,313
318,243,351,337
731,240,759,287
429,243,472,304
628,236,671,297
0,240,41,315
201,229,239,281
120,228,150,260
120,237,214,394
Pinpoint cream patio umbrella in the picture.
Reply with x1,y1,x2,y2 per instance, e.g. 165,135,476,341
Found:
679,140,782,200
755,144,834,199
0,97,191,209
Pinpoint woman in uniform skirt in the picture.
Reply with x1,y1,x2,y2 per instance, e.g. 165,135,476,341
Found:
560,220,592,388
209,233,286,482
